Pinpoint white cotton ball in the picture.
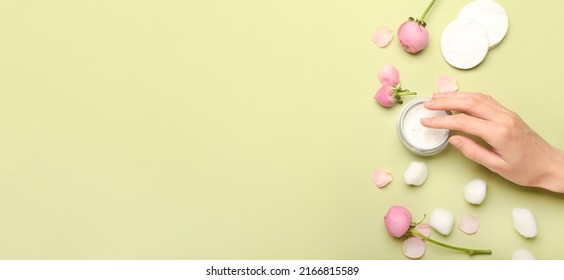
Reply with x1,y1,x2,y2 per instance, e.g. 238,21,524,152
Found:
430,208,454,236
463,179,487,205
512,208,537,238
512,249,536,260
404,161,428,186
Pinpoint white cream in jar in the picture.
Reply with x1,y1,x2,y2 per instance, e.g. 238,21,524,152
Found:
397,98,451,156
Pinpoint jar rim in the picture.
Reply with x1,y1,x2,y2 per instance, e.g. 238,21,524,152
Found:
397,98,451,156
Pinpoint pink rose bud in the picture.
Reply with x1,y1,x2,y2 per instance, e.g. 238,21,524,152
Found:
377,64,400,86
397,0,437,54
398,19,429,54
374,84,396,108
384,205,412,238
374,84,417,108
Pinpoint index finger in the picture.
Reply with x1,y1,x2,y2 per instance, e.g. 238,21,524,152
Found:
421,113,500,145
433,91,506,107
424,93,509,121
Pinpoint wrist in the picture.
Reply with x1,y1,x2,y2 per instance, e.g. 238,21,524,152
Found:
539,148,564,193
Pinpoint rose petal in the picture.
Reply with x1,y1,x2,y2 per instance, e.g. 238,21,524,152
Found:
377,64,400,86
459,215,480,235
436,75,458,93
372,27,394,48
371,168,392,188
402,237,426,259
414,223,431,238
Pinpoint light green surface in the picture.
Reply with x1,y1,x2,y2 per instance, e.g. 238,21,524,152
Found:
1,0,563,260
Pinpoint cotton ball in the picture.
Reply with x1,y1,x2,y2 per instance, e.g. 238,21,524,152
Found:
404,161,428,186
512,208,537,238
463,179,487,205
430,208,454,236
512,249,536,260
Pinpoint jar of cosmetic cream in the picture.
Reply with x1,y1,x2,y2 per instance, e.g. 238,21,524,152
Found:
397,98,451,156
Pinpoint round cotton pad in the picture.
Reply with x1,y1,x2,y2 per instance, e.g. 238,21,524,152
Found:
441,18,489,69
458,0,509,49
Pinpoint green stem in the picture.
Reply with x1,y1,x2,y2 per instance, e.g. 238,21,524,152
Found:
394,88,417,97
411,229,492,256
397,91,417,97
393,88,417,104
418,0,436,26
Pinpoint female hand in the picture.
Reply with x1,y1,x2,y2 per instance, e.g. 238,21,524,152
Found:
421,92,564,193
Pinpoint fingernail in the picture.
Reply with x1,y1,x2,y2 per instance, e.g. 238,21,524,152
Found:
420,117,431,125
424,100,435,107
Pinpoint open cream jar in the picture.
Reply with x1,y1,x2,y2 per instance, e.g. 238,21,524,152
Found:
397,98,451,156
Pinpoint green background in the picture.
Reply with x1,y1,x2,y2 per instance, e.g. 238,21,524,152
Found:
1,0,563,260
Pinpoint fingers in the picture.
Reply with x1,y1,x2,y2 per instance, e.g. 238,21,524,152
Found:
448,135,506,171
421,113,499,144
432,92,502,107
424,92,509,121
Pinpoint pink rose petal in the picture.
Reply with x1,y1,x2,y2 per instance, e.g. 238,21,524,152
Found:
372,27,394,48
377,64,400,86
436,75,458,93
371,168,392,188
414,223,431,238
459,215,480,235
402,237,426,259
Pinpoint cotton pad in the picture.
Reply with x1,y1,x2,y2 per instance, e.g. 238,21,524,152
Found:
441,18,489,69
430,208,454,236
458,0,509,49
512,208,537,238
